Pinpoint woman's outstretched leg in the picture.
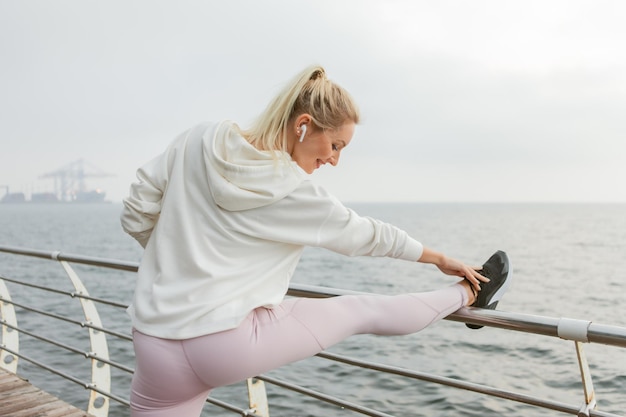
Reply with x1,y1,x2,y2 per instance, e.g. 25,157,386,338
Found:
180,282,473,389
288,282,473,349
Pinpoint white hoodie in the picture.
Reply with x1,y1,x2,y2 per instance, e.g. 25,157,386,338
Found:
121,121,424,339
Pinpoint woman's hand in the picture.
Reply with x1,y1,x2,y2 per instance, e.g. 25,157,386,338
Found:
418,247,489,291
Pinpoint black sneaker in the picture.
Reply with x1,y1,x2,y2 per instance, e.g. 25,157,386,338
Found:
466,250,512,329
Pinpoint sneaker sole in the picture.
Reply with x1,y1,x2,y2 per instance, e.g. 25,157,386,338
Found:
486,252,512,306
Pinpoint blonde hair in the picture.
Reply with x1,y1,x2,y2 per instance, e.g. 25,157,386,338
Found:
243,65,360,152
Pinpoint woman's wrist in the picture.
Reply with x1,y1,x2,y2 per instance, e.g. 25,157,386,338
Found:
418,247,444,267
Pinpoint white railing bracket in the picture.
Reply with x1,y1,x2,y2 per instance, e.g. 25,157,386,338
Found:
59,260,111,417
0,279,19,373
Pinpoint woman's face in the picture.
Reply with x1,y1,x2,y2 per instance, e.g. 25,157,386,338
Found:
290,121,355,174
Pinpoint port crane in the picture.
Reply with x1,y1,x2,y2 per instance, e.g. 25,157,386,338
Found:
39,159,114,202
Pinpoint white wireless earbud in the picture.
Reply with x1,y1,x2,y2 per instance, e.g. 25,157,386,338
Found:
298,124,307,142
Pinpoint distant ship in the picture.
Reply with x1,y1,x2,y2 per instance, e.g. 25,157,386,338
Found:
1,159,112,204
73,190,107,203
0,191,26,204
1,189,108,204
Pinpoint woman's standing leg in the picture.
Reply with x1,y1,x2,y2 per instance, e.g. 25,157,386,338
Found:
130,330,213,417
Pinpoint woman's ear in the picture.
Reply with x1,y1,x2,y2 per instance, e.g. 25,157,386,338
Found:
295,114,311,129
295,114,312,142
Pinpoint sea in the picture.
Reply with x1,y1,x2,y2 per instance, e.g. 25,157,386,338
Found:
0,202,624,417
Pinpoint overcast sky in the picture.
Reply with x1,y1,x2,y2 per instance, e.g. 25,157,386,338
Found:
1,0,625,203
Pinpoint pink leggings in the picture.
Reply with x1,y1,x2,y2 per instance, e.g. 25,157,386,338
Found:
130,284,468,416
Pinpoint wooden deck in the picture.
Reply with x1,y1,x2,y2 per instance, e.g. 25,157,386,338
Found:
0,368,95,417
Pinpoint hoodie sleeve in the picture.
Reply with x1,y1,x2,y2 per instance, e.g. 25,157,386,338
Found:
243,181,424,262
120,137,183,248
319,205,424,261
120,154,168,247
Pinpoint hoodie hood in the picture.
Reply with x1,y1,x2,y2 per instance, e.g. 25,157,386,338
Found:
203,121,307,211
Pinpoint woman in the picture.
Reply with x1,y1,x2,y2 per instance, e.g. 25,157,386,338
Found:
121,65,511,416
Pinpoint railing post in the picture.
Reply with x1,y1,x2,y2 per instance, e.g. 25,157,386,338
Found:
575,341,597,417
556,317,599,417
59,260,111,417
0,278,19,373
247,378,270,417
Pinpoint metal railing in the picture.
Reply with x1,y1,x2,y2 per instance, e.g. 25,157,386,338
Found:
0,244,625,417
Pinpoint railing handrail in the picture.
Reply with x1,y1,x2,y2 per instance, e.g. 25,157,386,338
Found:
0,245,139,272
2,244,625,349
